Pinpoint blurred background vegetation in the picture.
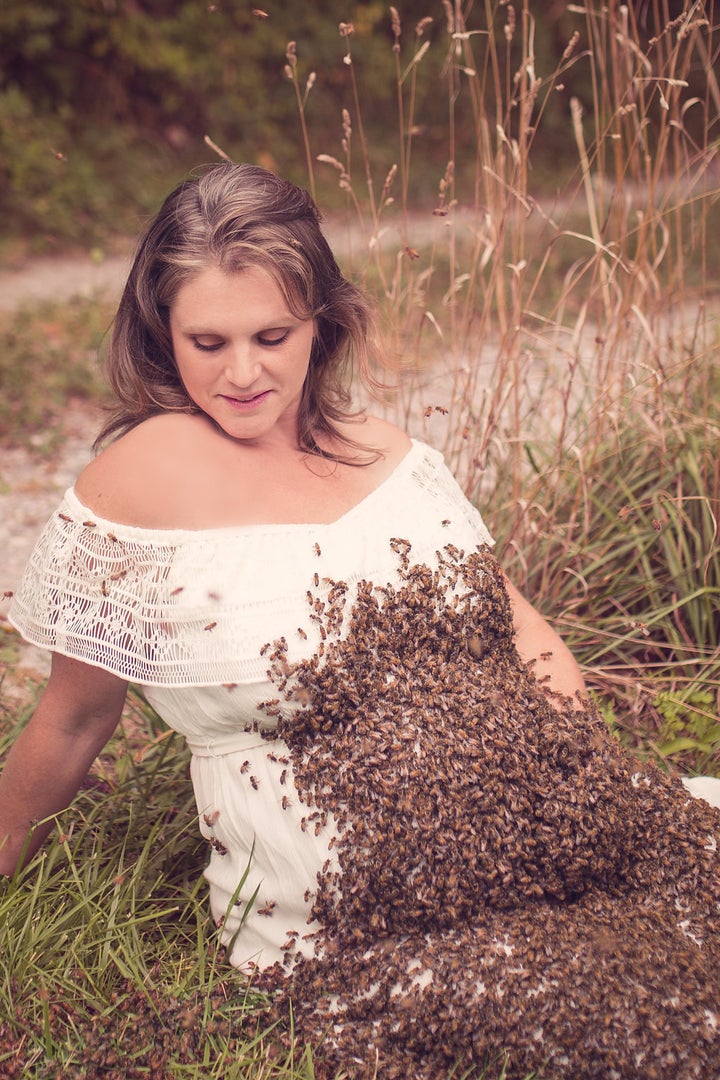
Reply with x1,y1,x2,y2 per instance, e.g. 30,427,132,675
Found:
2,0,714,251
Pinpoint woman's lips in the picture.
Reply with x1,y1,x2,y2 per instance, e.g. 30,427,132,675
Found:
222,390,271,411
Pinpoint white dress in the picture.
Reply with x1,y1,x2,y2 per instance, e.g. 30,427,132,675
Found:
9,439,496,970
10,438,720,1076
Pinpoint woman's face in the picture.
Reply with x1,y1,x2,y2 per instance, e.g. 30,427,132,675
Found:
169,264,315,445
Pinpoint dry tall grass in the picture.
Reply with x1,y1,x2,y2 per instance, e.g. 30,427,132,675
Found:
294,0,720,772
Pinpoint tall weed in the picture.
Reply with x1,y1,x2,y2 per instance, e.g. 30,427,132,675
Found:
290,1,720,775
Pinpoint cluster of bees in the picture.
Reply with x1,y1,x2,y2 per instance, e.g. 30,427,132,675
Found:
251,542,720,1078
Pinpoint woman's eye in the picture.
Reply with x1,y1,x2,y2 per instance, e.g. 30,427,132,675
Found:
192,337,224,352
257,330,290,347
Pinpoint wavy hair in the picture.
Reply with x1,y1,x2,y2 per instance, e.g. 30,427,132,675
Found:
95,163,381,459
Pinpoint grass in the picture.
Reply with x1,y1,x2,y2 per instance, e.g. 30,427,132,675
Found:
1,0,719,1075
0,659,322,1078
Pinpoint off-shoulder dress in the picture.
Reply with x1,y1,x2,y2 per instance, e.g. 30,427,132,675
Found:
9,439,720,1078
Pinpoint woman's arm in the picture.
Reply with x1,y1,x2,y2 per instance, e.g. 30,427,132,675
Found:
503,576,587,708
0,653,128,876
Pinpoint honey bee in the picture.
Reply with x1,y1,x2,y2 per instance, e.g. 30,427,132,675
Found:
170,586,184,597
257,900,276,917
83,520,97,528
298,627,308,640
203,810,220,828
313,543,322,557
58,512,73,522
2,590,13,599
204,621,217,631
281,796,292,810
250,775,259,790
240,760,250,774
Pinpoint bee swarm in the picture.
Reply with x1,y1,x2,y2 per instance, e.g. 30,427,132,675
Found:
253,543,720,1079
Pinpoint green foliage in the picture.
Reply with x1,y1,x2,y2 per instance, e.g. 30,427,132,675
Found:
8,1,712,246
654,686,720,767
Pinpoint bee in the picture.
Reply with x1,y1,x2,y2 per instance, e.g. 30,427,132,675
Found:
203,810,220,828
281,795,292,809
313,543,322,557
441,519,451,527
58,512,73,522
83,520,97,528
257,900,276,917
313,572,320,588
2,590,13,600
250,776,259,790
222,682,237,690
107,532,119,543
280,769,288,786
298,627,308,640
170,586,184,597
204,621,217,631
101,581,109,597
240,760,250,774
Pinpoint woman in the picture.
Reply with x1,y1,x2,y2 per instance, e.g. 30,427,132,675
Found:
1,164,719,1079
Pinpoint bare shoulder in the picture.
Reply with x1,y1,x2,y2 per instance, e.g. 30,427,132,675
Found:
75,413,219,526
347,414,413,464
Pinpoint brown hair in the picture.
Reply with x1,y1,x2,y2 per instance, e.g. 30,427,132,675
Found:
95,163,380,459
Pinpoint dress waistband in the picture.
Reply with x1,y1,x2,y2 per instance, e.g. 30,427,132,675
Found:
186,731,283,757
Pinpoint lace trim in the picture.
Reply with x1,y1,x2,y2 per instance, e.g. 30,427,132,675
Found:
9,441,493,686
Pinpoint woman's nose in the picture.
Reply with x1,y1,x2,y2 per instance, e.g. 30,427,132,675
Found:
224,346,262,387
